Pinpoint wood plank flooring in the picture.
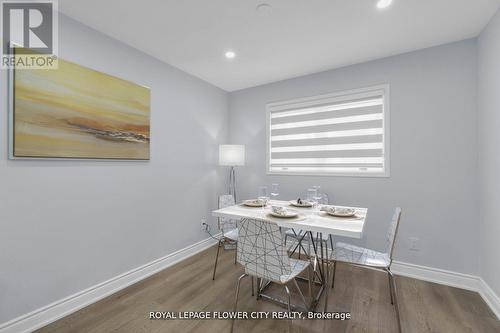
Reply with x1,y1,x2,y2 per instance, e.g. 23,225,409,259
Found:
36,245,500,333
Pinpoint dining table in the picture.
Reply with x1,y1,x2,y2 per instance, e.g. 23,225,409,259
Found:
212,199,368,311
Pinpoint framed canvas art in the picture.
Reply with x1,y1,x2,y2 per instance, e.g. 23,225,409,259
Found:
8,49,150,160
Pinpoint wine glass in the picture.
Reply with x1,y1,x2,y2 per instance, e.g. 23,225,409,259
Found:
307,188,318,211
312,185,323,208
270,183,279,202
307,188,317,205
258,186,269,205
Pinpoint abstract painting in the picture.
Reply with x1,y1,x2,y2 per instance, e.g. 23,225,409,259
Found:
10,53,150,160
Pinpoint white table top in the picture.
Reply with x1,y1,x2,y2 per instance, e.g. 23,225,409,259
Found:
212,200,367,239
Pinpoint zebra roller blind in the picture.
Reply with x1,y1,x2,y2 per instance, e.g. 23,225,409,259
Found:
267,85,389,176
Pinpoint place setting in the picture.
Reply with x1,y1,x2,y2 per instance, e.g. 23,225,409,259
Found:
319,206,365,220
241,198,267,207
240,184,276,207
289,198,313,208
268,205,300,218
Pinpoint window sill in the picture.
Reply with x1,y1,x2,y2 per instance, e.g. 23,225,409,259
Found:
266,171,390,178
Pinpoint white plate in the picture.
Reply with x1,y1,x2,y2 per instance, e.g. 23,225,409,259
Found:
242,200,266,207
269,210,299,218
326,208,356,217
289,200,313,208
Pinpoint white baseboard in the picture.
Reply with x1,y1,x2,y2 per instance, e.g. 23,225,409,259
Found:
391,261,480,291
392,261,499,319
478,278,500,320
0,235,220,333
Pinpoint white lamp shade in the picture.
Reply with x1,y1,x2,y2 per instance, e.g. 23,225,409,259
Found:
219,145,245,166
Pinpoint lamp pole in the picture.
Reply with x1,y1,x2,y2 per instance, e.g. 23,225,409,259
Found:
229,165,236,203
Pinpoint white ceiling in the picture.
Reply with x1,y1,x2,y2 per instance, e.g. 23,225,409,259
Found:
59,0,500,92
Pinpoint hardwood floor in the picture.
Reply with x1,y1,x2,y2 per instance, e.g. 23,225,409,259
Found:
36,245,499,333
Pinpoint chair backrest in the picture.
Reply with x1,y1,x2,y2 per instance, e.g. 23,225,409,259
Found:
218,195,237,232
386,207,402,261
219,194,235,209
237,218,291,282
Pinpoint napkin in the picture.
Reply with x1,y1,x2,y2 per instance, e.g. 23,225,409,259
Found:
271,206,288,216
320,205,335,213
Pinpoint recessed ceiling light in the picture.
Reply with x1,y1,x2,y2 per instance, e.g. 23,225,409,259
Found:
256,3,273,16
225,51,236,59
376,0,393,9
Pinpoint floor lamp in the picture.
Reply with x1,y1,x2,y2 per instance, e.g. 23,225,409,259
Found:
219,145,245,203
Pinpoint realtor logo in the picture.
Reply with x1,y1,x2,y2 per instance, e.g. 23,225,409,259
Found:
1,0,58,69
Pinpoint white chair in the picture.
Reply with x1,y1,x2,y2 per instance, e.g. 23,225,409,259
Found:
212,194,239,280
328,207,402,332
231,218,313,333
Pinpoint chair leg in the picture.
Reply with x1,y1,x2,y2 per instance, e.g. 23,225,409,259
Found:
331,260,337,289
323,262,330,313
234,242,238,264
212,239,222,280
387,268,394,304
251,276,254,296
284,285,293,333
307,265,313,305
256,278,263,299
230,273,247,333
329,235,337,289
387,268,402,333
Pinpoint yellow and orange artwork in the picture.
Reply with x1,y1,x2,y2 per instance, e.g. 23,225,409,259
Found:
12,56,150,159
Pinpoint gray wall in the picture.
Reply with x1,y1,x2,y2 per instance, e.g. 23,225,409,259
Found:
0,15,228,323
229,40,479,275
478,9,500,298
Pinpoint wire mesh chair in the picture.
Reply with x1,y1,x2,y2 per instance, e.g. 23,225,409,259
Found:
212,195,239,280
231,217,313,333
327,207,402,332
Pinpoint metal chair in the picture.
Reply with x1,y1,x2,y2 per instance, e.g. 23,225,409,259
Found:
231,218,313,333
327,208,402,332
212,195,239,280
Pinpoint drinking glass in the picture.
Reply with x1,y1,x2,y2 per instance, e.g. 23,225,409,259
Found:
307,188,317,204
270,183,279,201
307,188,320,212
321,192,330,205
258,186,269,205
312,185,323,206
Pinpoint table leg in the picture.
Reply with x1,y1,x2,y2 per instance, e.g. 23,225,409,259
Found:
319,233,326,282
289,230,309,256
308,231,324,283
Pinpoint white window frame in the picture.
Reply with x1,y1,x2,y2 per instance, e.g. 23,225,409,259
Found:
266,84,390,177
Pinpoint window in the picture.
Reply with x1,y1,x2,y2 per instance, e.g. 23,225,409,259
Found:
266,85,389,177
